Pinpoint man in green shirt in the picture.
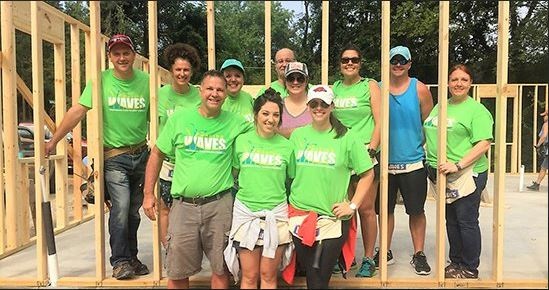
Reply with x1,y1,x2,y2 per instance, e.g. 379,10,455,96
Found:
256,48,296,98
143,70,252,289
45,34,150,280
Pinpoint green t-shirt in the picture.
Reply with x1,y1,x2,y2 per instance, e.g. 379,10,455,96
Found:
222,91,254,123
233,130,295,211
79,69,150,148
156,108,253,198
256,81,288,99
158,84,201,133
423,96,493,173
332,78,375,145
289,125,373,217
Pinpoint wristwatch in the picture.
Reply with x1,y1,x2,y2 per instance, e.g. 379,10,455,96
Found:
368,148,377,158
349,202,357,211
455,162,463,171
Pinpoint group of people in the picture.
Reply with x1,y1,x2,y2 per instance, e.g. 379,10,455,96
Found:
44,33,500,288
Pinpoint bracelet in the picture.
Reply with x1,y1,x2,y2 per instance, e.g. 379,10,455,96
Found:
368,148,377,158
455,162,463,171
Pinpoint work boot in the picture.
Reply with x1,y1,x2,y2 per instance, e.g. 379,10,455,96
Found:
527,181,540,191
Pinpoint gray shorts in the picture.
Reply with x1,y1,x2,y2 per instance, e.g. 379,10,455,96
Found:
165,192,234,280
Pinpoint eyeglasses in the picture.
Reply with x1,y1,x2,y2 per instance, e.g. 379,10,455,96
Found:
341,57,361,64
286,74,306,83
308,99,330,109
390,58,409,66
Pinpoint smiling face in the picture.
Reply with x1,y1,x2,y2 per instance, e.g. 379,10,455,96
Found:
340,49,361,79
255,101,281,137
390,55,411,78
171,58,192,87
275,49,295,79
223,67,244,96
199,75,227,114
448,68,472,98
285,72,307,96
308,98,333,125
108,44,136,76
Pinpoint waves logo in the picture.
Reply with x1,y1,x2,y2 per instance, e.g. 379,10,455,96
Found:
241,148,283,168
183,131,227,154
107,95,146,111
333,97,358,109
424,116,455,128
296,143,336,168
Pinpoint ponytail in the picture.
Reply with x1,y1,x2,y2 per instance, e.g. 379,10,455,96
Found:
329,114,348,139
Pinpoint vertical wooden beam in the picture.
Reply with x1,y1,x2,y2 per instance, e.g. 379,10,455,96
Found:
264,1,271,86
70,23,83,221
493,2,509,284
1,1,20,252
206,1,215,70
436,1,450,284
511,90,518,173
147,1,162,282
533,88,539,171
378,1,390,284
89,2,106,282
0,49,4,254
31,1,48,282
517,85,523,171
54,38,69,229
321,1,329,85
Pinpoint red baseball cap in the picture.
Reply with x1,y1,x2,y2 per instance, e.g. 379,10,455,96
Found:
107,34,135,52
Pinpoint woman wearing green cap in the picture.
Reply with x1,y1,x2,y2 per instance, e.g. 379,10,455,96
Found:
157,43,201,248
220,58,254,123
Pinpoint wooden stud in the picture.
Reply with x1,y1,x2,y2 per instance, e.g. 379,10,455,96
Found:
0,49,4,255
206,1,215,70
70,23,84,221
436,1,450,284
321,1,329,85
264,1,271,86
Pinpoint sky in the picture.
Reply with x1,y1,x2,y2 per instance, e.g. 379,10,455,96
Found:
280,1,305,17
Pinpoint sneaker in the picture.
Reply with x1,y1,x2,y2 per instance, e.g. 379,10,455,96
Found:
332,258,358,274
444,262,461,278
446,266,479,279
355,257,376,278
373,247,395,268
410,251,431,275
130,257,150,276
527,181,540,191
112,261,135,280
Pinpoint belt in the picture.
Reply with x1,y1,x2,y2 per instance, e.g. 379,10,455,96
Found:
104,141,148,159
176,188,231,206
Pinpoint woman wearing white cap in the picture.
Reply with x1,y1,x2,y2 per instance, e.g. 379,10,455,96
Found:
278,62,312,139
285,85,374,288
220,58,254,123
157,43,202,248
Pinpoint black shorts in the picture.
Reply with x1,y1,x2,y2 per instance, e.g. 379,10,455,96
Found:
351,151,380,183
159,178,173,208
375,166,427,215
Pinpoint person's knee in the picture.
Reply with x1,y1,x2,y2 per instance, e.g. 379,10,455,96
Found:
260,268,277,283
242,270,260,285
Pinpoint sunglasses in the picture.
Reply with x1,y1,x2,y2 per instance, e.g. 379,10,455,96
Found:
390,58,410,65
341,57,361,64
286,74,306,83
308,99,331,109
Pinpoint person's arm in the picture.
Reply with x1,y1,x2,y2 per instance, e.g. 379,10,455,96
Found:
332,169,373,218
142,146,165,221
438,140,491,175
45,104,89,156
535,122,548,147
417,81,434,122
368,80,381,150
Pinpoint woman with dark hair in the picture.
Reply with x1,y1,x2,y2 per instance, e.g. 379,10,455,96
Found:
423,64,493,279
157,43,201,248
331,43,381,278
286,85,374,288
224,88,295,289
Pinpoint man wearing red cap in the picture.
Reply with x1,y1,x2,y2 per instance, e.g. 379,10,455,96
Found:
46,34,150,280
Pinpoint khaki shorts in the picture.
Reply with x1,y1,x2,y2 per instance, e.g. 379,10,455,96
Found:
233,219,291,247
165,192,233,280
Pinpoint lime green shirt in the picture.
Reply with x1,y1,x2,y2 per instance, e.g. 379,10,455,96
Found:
222,91,254,123
332,78,375,145
156,108,252,198
79,69,149,148
256,81,288,99
423,96,493,173
158,84,201,134
234,130,295,211
289,125,373,217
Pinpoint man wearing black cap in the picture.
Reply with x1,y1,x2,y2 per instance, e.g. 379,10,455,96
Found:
45,34,150,280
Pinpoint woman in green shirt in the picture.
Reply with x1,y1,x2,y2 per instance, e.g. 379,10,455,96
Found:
423,64,493,279
288,85,374,288
224,88,295,289
157,43,201,248
220,58,254,123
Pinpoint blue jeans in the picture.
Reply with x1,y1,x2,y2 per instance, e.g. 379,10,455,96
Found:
104,149,149,266
445,170,488,274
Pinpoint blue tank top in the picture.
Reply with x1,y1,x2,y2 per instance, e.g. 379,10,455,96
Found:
388,78,425,164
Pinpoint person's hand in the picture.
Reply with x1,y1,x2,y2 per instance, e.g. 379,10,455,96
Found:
332,202,355,219
142,193,157,221
535,145,544,157
438,161,459,175
45,140,55,157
